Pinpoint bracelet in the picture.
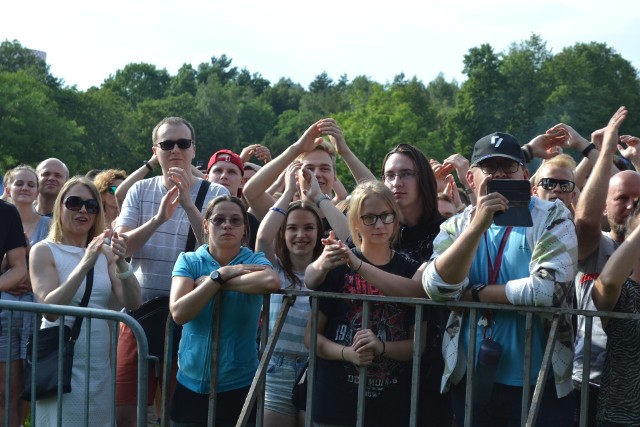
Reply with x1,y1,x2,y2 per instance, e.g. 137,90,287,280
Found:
144,161,153,172
352,258,363,273
341,346,346,361
316,194,331,208
270,206,287,216
116,262,134,280
379,340,386,357
582,143,597,158
521,144,533,163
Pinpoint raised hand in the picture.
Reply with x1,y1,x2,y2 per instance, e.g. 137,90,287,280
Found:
472,174,509,232
317,231,350,270
601,106,628,155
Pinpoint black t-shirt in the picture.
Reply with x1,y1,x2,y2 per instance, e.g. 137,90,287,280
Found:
313,249,419,426
247,212,260,251
0,200,26,261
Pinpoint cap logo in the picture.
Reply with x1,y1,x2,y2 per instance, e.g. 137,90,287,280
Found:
491,135,504,147
220,154,231,162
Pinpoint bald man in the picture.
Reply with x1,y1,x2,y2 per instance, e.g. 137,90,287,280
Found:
34,158,69,217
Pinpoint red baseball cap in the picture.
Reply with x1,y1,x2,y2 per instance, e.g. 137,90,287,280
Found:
207,149,244,174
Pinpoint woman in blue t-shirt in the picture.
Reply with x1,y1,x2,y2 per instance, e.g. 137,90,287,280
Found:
169,195,280,426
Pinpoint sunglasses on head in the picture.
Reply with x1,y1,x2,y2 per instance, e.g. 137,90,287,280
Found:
156,139,193,151
64,196,100,214
537,178,575,193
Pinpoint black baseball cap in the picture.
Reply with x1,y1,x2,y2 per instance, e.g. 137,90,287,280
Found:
470,132,525,166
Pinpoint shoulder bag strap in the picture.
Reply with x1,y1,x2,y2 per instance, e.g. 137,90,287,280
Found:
69,267,94,342
185,180,211,253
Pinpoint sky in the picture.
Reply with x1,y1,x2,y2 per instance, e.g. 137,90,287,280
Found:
1,0,639,91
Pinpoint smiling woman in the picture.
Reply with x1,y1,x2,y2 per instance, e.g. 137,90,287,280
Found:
29,176,141,426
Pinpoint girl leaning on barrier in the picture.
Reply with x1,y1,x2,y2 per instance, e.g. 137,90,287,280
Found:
593,198,640,426
169,195,280,426
304,181,427,427
256,162,324,427
29,176,142,426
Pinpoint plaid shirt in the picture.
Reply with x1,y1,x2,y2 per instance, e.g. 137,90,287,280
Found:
423,197,577,398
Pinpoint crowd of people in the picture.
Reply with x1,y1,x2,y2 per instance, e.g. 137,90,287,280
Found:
1,106,640,426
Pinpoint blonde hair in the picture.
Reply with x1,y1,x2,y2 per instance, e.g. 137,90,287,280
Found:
48,177,105,246
531,154,577,184
296,139,337,174
347,181,401,248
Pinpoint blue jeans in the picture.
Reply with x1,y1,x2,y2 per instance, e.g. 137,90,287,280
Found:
451,377,574,427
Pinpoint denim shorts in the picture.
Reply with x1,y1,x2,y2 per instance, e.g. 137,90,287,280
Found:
0,292,34,362
264,352,308,416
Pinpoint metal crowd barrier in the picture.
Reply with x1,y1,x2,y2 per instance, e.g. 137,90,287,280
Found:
0,299,149,427
6,289,637,427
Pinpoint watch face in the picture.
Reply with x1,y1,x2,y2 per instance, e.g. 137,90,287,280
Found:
210,271,222,283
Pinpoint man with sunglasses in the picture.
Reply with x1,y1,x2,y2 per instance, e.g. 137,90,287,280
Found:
423,132,577,426
531,154,578,210
114,116,229,426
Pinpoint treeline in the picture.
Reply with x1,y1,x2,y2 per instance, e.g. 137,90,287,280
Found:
1,35,639,188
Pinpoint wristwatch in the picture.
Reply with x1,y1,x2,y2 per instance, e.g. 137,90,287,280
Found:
209,270,225,285
472,283,487,302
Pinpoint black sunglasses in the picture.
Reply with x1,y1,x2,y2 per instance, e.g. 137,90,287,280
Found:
156,139,193,151
537,178,575,193
64,196,100,214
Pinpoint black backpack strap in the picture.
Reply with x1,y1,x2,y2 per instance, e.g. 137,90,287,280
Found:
186,180,211,252
70,267,94,342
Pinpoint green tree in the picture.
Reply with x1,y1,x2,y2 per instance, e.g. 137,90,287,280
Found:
168,63,198,97
0,39,61,88
0,70,81,172
103,63,171,107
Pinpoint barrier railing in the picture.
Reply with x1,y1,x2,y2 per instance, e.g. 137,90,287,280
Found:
0,299,149,427
5,290,638,427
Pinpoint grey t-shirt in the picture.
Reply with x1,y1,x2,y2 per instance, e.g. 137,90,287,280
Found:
116,176,228,301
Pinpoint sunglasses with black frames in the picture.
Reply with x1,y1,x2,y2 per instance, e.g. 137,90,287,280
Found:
156,139,193,151
64,196,101,214
537,178,575,193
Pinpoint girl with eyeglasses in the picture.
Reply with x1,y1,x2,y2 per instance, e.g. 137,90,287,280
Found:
169,195,280,426
304,181,426,427
1,165,50,426
256,162,324,427
29,176,141,426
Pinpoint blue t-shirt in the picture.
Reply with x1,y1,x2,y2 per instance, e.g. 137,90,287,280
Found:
462,224,546,386
172,244,272,394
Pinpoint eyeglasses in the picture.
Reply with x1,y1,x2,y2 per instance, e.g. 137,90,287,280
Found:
383,171,417,182
156,139,193,151
107,186,118,195
537,178,575,193
360,212,396,226
64,196,100,214
477,160,520,175
208,216,244,227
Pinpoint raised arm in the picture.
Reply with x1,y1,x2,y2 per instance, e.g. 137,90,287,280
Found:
115,154,158,209
243,120,325,220
304,231,350,289
574,107,627,260
299,167,350,242
593,222,640,322
320,118,375,183
256,162,300,264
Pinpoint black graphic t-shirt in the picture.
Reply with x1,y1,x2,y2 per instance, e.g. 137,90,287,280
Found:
313,249,420,426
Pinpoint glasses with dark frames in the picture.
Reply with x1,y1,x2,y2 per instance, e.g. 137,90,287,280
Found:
64,196,100,214
537,178,575,193
156,139,193,151
477,159,521,175
107,186,118,195
360,212,396,226
208,216,244,227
